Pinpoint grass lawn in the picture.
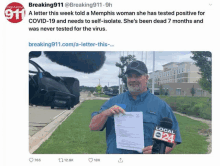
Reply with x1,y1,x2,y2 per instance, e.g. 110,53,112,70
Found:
33,100,209,154
33,100,107,154
170,113,209,154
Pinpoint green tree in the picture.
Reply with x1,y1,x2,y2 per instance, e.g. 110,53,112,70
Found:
115,54,136,87
191,51,211,93
165,88,169,96
159,85,165,95
190,85,196,96
96,84,102,94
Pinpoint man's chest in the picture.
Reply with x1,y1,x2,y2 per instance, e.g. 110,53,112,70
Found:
113,100,160,125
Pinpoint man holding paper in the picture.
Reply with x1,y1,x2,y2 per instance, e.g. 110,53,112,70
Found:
89,60,181,154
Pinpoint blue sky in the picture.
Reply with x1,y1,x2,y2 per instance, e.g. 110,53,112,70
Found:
29,51,195,87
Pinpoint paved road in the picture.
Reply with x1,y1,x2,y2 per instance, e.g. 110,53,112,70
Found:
29,106,67,136
29,91,108,136
29,92,89,136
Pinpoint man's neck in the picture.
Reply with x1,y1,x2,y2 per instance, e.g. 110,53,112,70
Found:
130,88,148,100
131,95,137,100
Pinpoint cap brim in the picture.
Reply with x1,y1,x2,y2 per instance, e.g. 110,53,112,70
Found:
125,69,146,75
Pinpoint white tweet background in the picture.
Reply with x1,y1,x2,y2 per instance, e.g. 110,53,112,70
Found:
1,0,220,165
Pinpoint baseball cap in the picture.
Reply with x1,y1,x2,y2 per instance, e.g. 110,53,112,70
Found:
125,60,148,75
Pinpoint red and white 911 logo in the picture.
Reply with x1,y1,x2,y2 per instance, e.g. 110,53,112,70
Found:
153,130,176,143
5,2,25,23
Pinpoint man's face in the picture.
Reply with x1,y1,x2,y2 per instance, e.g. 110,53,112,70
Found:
126,71,149,94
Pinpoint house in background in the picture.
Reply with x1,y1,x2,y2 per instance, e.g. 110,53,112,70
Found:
148,62,211,97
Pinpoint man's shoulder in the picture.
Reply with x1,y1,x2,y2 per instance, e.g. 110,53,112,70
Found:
147,93,165,104
146,94,173,115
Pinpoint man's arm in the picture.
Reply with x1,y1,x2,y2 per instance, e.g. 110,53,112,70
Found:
89,110,109,131
89,105,126,131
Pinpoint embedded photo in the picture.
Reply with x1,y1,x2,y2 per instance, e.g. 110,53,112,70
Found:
29,51,211,154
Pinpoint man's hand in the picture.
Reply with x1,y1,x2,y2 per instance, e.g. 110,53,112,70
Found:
104,105,126,117
89,105,125,131
142,145,153,154
165,143,176,154
143,143,176,154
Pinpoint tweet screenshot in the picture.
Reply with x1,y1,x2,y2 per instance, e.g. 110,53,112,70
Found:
2,0,219,165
